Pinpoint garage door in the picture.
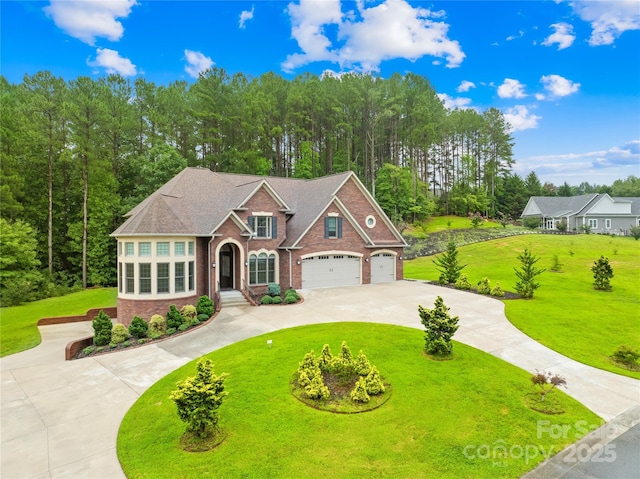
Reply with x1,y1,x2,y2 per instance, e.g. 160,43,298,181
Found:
371,253,395,284
302,254,361,289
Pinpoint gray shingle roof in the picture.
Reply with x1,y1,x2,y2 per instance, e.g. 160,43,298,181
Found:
112,168,358,246
522,194,640,217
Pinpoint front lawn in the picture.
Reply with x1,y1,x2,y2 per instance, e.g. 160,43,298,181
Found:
404,234,640,379
0,287,117,357
118,322,599,479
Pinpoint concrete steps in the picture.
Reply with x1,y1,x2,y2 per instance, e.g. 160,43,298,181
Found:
219,290,251,308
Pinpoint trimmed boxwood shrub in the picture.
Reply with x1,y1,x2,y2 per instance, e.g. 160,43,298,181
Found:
166,327,177,335
261,295,273,304
196,296,214,317
490,282,505,297
285,288,300,300
477,277,491,295
272,296,283,304
267,282,281,297
285,294,297,304
111,323,129,345
166,305,183,329
181,304,197,321
128,316,148,339
178,323,190,332
197,313,210,322
92,310,113,346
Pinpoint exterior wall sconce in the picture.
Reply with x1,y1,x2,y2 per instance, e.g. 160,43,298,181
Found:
211,262,216,268
296,259,301,265
245,261,249,266
365,257,369,262
399,256,403,261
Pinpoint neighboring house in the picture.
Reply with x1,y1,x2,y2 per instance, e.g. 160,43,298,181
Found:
112,167,407,324
521,194,640,233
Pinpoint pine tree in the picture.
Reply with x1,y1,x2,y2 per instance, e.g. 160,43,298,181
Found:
433,241,467,284
419,296,459,356
591,256,613,291
514,248,545,299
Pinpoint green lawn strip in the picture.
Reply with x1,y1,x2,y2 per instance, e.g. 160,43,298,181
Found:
404,234,640,379
0,287,117,357
118,323,599,479
405,215,503,235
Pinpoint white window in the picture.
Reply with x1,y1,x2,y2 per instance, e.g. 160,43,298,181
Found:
157,263,170,293
175,242,185,256
588,219,597,229
139,242,151,256
175,262,185,292
365,215,376,228
157,242,170,256
139,263,151,294
125,242,134,256
249,252,276,285
255,216,271,238
605,219,611,230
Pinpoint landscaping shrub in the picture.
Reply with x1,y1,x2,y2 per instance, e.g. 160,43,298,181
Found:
128,316,148,339
92,310,113,347
592,255,614,291
433,240,466,284
196,296,214,317
178,323,190,332
181,305,197,322
197,313,210,322
149,314,166,336
477,277,491,295
364,366,385,395
611,345,640,369
523,218,540,230
350,377,370,403
354,350,371,376
454,273,472,290
318,344,333,372
514,247,545,299
166,305,183,329
260,295,273,304
170,359,229,439
123,340,130,348
285,294,297,304
167,328,177,335
630,225,640,240
419,296,459,357
111,323,129,344
490,282,505,297
549,254,563,272
82,345,95,356
267,282,281,297
272,296,283,304
285,288,300,300
138,339,146,345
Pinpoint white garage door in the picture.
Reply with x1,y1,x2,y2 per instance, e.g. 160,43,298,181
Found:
302,254,361,289
371,253,395,284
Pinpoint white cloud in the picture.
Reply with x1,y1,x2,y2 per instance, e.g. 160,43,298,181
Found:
437,93,474,110
506,30,524,41
184,50,214,78
570,0,640,46
283,0,465,72
540,74,580,97
456,80,476,93
87,48,136,76
542,22,575,50
239,6,255,29
497,78,527,99
43,0,137,45
503,105,541,132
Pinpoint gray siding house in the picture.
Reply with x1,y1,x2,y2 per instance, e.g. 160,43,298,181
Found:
521,194,640,234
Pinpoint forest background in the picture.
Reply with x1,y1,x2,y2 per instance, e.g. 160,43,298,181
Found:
1,69,638,306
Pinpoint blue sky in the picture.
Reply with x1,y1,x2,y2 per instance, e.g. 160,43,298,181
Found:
2,0,639,187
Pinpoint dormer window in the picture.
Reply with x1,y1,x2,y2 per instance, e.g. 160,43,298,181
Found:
248,215,277,239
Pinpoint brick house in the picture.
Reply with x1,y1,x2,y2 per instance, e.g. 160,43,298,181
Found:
112,167,407,324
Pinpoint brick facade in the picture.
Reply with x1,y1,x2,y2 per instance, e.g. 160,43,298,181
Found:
117,294,199,326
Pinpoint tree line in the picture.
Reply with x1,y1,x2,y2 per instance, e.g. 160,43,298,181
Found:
0,68,635,304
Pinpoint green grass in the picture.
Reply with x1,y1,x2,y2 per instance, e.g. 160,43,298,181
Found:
405,234,640,379
0,287,117,357
118,323,600,479
406,215,503,236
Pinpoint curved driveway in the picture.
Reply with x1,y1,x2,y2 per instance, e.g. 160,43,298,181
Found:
2,281,639,478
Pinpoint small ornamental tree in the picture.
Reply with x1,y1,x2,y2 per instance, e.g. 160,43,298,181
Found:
591,255,614,291
419,296,459,357
318,344,333,372
433,241,467,285
496,211,510,228
350,377,370,403
92,310,113,346
170,359,228,438
477,277,491,295
630,225,640,240
514,248,545,299
530,370,567,402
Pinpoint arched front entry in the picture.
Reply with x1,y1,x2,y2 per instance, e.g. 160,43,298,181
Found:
215,241,244,291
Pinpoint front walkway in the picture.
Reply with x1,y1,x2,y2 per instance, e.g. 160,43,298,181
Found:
1,281,638,478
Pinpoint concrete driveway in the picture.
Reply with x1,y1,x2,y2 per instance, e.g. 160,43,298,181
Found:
2,281,638,478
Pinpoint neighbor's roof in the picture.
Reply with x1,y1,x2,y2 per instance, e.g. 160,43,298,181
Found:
522,194,640,217
111,167,404,246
